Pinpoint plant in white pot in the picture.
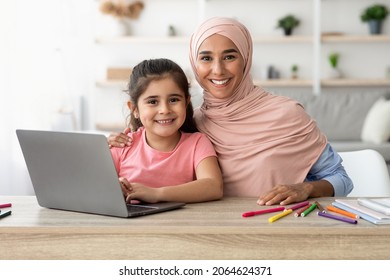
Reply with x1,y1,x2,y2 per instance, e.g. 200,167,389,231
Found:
360,4,389,34
99,0,145,36
328,52,341,79
276,15,300,36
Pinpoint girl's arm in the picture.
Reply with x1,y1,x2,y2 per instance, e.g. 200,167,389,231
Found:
121,156,223,203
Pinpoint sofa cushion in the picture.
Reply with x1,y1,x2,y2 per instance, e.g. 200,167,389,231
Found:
331,141,390,162
361,97,390,144
279,91,388,141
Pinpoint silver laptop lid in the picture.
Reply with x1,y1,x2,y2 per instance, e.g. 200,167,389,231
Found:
16,129,130,217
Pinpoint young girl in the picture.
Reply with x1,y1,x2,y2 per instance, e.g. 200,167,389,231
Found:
110,58,223,204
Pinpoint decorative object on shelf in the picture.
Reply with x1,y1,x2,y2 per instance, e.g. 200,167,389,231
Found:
291,64,299,79
328,52,341,79
267,65,280,79
99,0,145,35
276,14,300,36
360,4,388,34
168,25,176,36
107,67,132,80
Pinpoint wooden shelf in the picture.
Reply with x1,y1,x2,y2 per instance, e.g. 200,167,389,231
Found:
254,79,312,87
96,80,127,88
95,122,126,132
96,36,189,44
321,79,390,87
97,78,390,89
252,35,312,43
322,34,390,43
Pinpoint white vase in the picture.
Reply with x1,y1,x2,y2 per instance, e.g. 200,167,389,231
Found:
117,19,132,36
328,67,342,79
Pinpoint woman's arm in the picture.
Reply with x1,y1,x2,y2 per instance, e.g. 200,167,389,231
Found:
121,156,223,203
107,128,132,148
257,143,353,206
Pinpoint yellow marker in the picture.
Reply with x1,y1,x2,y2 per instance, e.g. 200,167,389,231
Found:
268,209,293,223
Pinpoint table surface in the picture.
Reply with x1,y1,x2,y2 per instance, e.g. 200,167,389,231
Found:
1,196,390,260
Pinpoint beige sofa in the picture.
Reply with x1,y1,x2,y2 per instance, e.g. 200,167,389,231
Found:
276,90,390,174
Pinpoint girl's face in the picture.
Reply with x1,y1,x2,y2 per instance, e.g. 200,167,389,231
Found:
195,34,245,99
131,77,189,144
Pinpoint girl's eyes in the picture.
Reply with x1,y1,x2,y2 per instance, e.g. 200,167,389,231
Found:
146,99,158,105
169,97,180,103
145,97,182,105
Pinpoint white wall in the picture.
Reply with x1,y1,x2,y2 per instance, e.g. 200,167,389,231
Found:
0,0,95,195
1,0,389,195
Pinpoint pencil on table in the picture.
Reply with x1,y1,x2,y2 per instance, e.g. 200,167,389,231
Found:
294,204,311,217
326,205,359,219
301,203,317,217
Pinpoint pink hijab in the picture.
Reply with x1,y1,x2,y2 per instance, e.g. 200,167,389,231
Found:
189,17,327,197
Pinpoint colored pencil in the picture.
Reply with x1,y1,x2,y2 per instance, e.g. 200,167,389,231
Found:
286,200,310,211
326,205,359,219
268,209,293,223
318,211,357,224
294,204,311,217
314,201,325,213
242,206,285,217
301,203,317,217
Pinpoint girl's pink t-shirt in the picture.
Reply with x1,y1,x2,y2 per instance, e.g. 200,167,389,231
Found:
110,127,217,187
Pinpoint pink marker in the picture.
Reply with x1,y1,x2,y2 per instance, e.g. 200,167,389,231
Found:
242,206,285,217
286,200,310,211
0,203,12,209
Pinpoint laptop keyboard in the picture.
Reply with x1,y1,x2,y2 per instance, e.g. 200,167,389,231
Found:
127,204,158,213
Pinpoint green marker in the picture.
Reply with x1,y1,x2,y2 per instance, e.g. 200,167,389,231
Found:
301,203,317,217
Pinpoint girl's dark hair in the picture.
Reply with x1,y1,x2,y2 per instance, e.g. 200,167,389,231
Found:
126,58,198,133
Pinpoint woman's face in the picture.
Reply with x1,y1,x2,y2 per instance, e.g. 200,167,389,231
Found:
195,34,245,99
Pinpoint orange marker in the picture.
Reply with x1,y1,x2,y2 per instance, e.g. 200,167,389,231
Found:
326,205,359,219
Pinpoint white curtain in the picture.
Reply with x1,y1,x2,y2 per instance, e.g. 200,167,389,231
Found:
0,0,94,195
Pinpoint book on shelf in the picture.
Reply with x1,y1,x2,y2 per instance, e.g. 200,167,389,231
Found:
357,198,390,215
333,199,390,225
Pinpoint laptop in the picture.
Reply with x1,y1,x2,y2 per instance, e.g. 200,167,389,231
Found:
16,129,185,218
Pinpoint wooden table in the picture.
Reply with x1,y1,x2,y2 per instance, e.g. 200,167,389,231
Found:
1,196,390,260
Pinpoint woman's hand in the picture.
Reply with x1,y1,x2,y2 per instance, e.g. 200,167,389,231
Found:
107,128,132,148
119,177,161,203
257,180,334,206
256,183,312,206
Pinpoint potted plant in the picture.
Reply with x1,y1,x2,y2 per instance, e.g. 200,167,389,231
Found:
360,4,389,34
291,64,299,79
277,15,300,36
328,52,341,79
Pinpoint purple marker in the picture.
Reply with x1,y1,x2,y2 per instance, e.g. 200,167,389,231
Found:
318,211,357,224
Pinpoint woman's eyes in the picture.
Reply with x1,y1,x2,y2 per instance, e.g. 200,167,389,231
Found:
199,55,235,61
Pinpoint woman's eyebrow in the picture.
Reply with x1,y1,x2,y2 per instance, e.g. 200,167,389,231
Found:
198,49,238,55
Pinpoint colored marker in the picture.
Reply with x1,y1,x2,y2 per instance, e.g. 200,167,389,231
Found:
286,200,309,211
326,205,359,219
242,206,285,217
301,203,317,217
0,210,11,219
314,201,325,213
0,203,12,209
318,211,357,224
294,204,311,217
268,209,293,223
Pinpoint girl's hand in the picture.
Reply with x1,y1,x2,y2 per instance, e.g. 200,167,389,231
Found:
119,177,161,204
108,128,132,148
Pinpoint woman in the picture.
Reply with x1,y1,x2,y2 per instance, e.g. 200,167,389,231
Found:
109,17,353,205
